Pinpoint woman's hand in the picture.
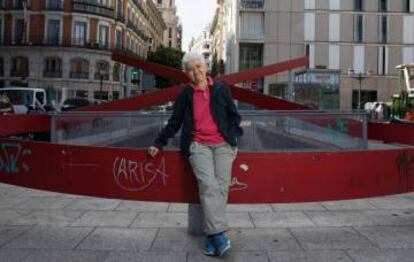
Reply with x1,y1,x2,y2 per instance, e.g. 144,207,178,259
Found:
147,146,159,158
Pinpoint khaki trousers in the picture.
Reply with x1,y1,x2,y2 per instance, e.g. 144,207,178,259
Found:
188,141,236,235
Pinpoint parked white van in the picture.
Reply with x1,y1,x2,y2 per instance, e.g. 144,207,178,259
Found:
0,87,47,114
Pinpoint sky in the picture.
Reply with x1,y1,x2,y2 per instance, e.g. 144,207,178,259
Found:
175,0,217,52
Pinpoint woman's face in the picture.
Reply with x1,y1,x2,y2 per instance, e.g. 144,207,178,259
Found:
185,59,208,86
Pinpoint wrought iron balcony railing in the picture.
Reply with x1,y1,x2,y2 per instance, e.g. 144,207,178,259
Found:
72,0,114,18
240,0,264,9
11,70,29,77
43,71,62,78
70,72,89,79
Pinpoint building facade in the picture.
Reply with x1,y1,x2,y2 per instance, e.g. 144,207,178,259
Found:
223,0,414,109
210,0,226,76
0,0,164,104
188,25,213,71
154,0,182,50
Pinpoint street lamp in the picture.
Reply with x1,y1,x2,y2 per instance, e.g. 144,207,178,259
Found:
348,68,372,110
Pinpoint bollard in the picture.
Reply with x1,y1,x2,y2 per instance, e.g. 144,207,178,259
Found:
187,203,204,235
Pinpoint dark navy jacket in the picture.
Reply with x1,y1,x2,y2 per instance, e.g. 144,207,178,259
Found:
153,81,243,157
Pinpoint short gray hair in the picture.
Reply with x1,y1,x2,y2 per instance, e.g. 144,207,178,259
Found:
182,52,206,69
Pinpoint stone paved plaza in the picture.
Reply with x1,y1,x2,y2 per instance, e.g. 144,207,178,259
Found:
0,183,413,261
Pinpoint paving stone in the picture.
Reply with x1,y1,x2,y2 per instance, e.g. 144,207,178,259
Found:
227,228,301,251
151,228,202,251
347,249,414,262
187,251,269,261
22,250,109,262
0,210,36,226
21,210,85,226
291,227,375,250
0,249,33,262
131,212,188,228
65,198,122,211
1,187,61,197
227,204,273,212
251,211,316,228
77,228,157,251
70,211,138,227
0,197,30,208
321,199,377,210
116,200,169,212
0,226,32,247
104,251,187,262
362,210,414,226
356,226,414,249
367,197,414,210
227,212,255,228
305,211,376,227
268,250,353,262
16,197,75,210
167,203,188,212
3,226,94,249
271,202,326,211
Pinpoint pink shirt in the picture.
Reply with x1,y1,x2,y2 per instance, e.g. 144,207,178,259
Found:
192,77,225,144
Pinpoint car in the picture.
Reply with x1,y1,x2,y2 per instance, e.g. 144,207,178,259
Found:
61,97,104,111
0,94,14,115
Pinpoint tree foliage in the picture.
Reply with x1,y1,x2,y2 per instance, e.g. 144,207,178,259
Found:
147,47,184,89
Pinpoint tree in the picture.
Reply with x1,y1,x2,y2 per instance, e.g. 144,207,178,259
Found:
147,47,184,89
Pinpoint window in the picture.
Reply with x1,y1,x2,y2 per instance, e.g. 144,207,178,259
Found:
354,14,364,42
168,40,172,47
14,19,25,44
239,43,263,71
115,30,122,49
379,0,387,12
157,0,162,4
47,19,60,45
113,63,120,82
0,58,3,77
44,57,62,78
73,21,87,46
98,25,109,49
95,60,110,80
168,28,172,38
406,0,414,12
354,0,363,11
378,46,388,75
46,0,64,10
70,58,89,79
380,15,388,43
240,12,264,39
11,57,29,77
170,0,172,7
352,90,377,109
240,0,265,9
117,0,123,18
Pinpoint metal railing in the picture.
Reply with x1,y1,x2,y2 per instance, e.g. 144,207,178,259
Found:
127,21,149,41
69,72,89,79
10,70,29,77
45,0,64,10
72,0,114,18
240,0,264,9
51,110,368,152
43,71,62,78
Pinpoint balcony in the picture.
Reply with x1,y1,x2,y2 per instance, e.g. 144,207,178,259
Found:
94,73,109,80
240,0,264,9
72,0,114,18
127,21,149,41
11,70,29,77
45,0,64,10
131,0,147,18
70,72,89,79
11,1,31,10
44,71,62,78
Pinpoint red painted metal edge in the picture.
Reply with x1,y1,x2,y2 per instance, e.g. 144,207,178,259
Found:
368,122,414,146
1,138,413,203
0,114,50,136
112,51,190,83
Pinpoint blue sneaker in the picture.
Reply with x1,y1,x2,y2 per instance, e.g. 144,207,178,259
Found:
204,236,216,256
212,232,231,256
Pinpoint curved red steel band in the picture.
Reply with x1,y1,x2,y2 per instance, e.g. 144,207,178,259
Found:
0,114,50,135
0,138,413,203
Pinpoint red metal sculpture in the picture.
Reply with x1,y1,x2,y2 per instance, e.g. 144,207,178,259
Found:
0,53,413,203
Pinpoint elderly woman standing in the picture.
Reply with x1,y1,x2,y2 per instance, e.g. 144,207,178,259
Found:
148,53,243,256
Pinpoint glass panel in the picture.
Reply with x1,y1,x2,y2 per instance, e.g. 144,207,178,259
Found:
73,22,87,46
51,110,368,151
14,19,24,43
47,20,60,45
99,25,109,48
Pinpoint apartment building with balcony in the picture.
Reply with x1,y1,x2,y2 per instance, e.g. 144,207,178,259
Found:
210,0,226,76
223,0,414,109
188,25,213,71
154,0,182,50
0,0,164,103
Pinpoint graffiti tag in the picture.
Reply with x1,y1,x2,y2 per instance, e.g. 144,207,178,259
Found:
229,177,248,192
395,151,414,176
0,142,31,174
113,156,168,192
